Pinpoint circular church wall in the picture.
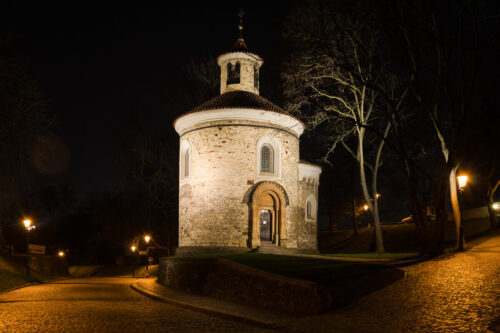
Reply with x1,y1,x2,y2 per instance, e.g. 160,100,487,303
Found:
178,118,300,250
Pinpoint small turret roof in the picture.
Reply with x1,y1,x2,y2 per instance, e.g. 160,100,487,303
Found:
232,38,248,52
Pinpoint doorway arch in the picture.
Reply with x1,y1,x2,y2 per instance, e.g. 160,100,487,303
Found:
249,182,288,249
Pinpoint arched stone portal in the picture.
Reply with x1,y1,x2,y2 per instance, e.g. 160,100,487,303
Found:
249,182,287,249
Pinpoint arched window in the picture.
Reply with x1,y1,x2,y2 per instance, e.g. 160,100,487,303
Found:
180,140,191,180
184,148,190,178
254,65,259,89
305,195,317,220
227,62,240,85
261,144,273,173
257,135,280,178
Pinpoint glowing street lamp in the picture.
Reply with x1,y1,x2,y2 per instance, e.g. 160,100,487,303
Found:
58,251,65,257
144,235,152,277
457,174,468,251
493,202,499,210
363,204,369,211
130,244,138,277
457,175,468,190
23,218,35,279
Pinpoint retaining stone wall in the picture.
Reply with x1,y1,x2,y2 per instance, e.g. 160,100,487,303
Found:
157,257,332,313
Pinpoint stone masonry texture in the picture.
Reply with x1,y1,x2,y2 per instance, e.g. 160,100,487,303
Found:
178,119,319,251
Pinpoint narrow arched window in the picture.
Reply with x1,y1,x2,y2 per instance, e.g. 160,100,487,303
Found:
306,201,312,218
227,62,240,85
180,141,191,180
184,148,190,178
261,145,273,172
254,66,259,89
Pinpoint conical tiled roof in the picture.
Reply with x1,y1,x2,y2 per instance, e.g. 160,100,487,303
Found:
189,91,286,114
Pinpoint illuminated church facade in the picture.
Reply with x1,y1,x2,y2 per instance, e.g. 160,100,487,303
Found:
174,24,321,255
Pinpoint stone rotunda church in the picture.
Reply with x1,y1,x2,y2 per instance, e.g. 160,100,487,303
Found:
174,23,321,255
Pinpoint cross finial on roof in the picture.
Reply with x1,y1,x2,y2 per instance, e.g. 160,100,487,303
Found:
238,8,245,39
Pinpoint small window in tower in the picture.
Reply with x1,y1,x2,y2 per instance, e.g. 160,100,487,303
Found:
261,145,273,173
254,66,259,89
227,62,240,85
306,201,312,218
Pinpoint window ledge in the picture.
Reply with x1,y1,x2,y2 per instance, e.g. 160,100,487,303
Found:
258,172,280,178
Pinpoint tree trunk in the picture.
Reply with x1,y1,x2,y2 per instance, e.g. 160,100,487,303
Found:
351,159,358,235
358,128,384,253
487,203,497,230
370,123,390,253
406,165,429,256
449,166,464,249
430,163,449,256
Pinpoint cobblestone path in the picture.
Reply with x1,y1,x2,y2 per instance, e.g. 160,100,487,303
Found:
1,235,499,333
279,233,500,333
0,277,274,333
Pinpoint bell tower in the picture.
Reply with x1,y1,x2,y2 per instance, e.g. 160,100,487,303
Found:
217,9,263,95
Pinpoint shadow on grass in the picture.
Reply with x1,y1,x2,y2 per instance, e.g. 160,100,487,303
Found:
174,252,406,309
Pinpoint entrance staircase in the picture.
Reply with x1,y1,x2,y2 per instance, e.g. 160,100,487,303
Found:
257,241,292,255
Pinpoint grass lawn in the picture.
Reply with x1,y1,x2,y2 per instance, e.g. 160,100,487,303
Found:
173,253,390,286
0,269,30,293
322,252,418,259
0,255,53,293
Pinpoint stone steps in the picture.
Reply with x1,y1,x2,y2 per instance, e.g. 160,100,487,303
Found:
257,241,291,255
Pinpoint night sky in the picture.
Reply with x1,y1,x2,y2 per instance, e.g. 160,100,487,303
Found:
2,1,498,233
2,2,293,200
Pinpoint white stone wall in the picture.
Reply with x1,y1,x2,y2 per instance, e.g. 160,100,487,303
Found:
297,181,320,250
178,119,302,248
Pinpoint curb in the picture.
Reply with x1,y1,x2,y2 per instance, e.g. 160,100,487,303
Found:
130,282,282,329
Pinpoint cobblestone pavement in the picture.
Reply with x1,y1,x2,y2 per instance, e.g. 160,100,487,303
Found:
278,234,500,333
1,235,499,333
0,277,275,333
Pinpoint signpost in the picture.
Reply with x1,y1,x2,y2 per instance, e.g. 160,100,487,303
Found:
28,244,46,255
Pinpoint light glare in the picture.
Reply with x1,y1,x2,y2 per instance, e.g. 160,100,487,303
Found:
23,219,31,228
457,175,468,189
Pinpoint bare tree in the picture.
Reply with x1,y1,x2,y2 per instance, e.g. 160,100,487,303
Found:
283,2,398,252
281,0,500,256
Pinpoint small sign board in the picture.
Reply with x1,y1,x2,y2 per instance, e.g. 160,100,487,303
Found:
28,244,46,255
138,250,147,256
148,257,153,264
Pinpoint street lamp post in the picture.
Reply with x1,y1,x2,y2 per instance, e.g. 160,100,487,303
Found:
144,235,151,277
23,219,35,279
130,245,137,277
457,175,468,251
